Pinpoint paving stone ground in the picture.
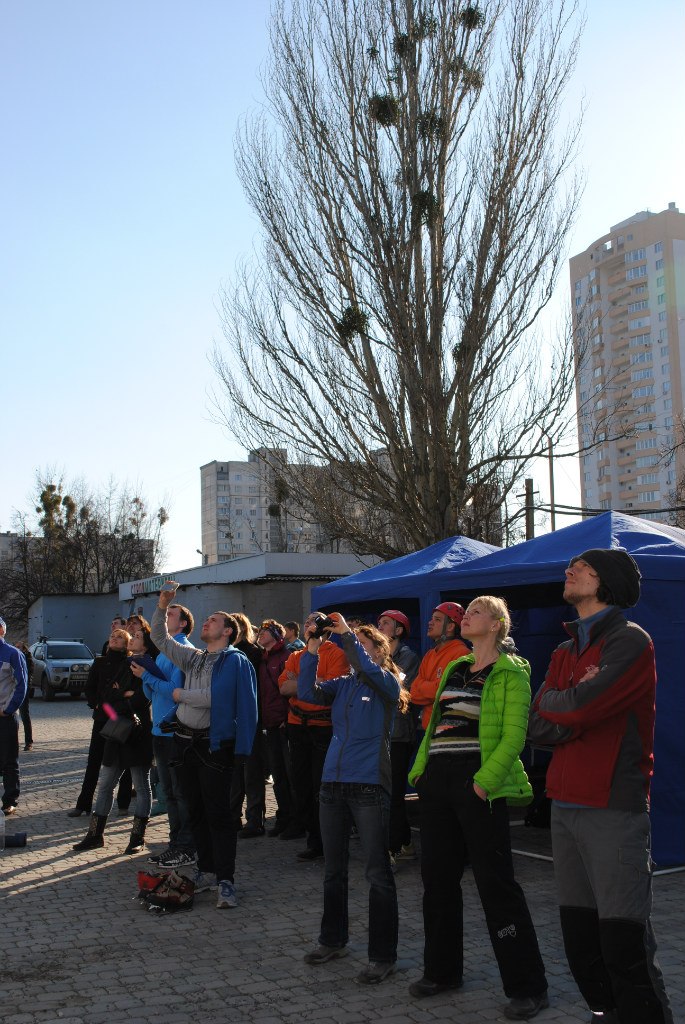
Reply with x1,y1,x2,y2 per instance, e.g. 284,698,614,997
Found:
2,700,683,1024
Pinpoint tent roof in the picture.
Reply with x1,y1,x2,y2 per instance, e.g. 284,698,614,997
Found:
312,535,498,605
433,511,685,589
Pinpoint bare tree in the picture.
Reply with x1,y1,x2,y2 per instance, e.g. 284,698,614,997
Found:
214,0,586,557
0,475,168,625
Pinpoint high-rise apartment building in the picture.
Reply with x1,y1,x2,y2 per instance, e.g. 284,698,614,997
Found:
200,449,346,563
571,203,685,520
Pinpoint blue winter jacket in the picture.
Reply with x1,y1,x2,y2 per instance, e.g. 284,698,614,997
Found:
298,632,399,794
0,639,28,715
142,633,194,736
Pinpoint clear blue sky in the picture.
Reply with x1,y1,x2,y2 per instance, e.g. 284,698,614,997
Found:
2,1,684,571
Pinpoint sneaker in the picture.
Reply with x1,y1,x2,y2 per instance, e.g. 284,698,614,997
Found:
303,945,348,965
24,743,34,752
191,869,215,893
2,805,17,816
396,842,417,860
503,992,549,1020
67,807,90,818
148,847,174,865
356,961,395,985
157,849,197,869
117,805,130,817
216,880,237,909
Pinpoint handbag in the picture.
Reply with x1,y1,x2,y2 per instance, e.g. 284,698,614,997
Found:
100,716,135,744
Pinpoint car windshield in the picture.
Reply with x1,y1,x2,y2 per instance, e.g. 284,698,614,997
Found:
47,644,92,660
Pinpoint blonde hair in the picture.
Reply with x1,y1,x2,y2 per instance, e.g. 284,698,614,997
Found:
355,624,410,713
467,596,511,650
110,628,131,645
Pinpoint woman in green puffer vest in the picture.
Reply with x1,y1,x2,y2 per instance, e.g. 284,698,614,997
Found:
407,596,548,1021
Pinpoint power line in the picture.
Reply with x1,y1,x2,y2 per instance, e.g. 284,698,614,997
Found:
535,502,685,518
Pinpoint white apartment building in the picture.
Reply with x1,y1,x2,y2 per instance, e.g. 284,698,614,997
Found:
571,203,685,520
200,449,342,563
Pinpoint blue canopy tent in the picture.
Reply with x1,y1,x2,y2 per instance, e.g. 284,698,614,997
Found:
310,535,498,648
427,512,685,867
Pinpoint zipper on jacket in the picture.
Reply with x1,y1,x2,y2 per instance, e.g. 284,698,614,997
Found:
335,684,352,780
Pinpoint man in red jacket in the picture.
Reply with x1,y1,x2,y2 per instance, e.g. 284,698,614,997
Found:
528,549,672,1024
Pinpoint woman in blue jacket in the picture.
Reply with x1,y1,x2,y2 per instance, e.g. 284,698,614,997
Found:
297,613,401,986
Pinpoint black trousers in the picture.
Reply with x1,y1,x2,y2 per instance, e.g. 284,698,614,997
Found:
264,726,295,824
418,756,547,998
230,729,266,828
173,735,236,883
19,693,33,747
287,723,332,851
75,718,132,812
389,740,412,854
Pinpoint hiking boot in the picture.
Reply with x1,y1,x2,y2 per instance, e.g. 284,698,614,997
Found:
124,816,148,855
503,992,550,1020
303,945,348,965
239,823,265,838
297,847,323,861
279,822,306,840
408,976,463,998
216,880,238,909
356,961,395,985
72,813,107,850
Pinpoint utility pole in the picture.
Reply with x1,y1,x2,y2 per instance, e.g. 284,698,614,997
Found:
525,478,535,540
547,436,556,531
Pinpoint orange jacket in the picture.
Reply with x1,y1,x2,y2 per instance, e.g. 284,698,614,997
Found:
278,640,349,726
410,639,470,729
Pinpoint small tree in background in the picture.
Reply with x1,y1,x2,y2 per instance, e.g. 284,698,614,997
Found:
0,474,168,625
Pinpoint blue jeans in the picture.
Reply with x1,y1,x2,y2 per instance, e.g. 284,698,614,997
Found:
318,781,398,964
153,736,194,852
94,760,152,818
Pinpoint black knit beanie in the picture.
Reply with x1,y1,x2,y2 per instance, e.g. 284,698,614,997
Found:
574,548,641,608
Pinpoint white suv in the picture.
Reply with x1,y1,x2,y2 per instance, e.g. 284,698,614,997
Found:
28,638,95,701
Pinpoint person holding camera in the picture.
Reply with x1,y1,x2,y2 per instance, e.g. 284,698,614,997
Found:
277,611,349,858
298,613,401,986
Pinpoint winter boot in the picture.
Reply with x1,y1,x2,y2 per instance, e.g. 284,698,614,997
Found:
124,816,149,855
72,814,107,851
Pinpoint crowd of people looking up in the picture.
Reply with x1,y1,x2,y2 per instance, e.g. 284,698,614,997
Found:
0,545,672,1023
